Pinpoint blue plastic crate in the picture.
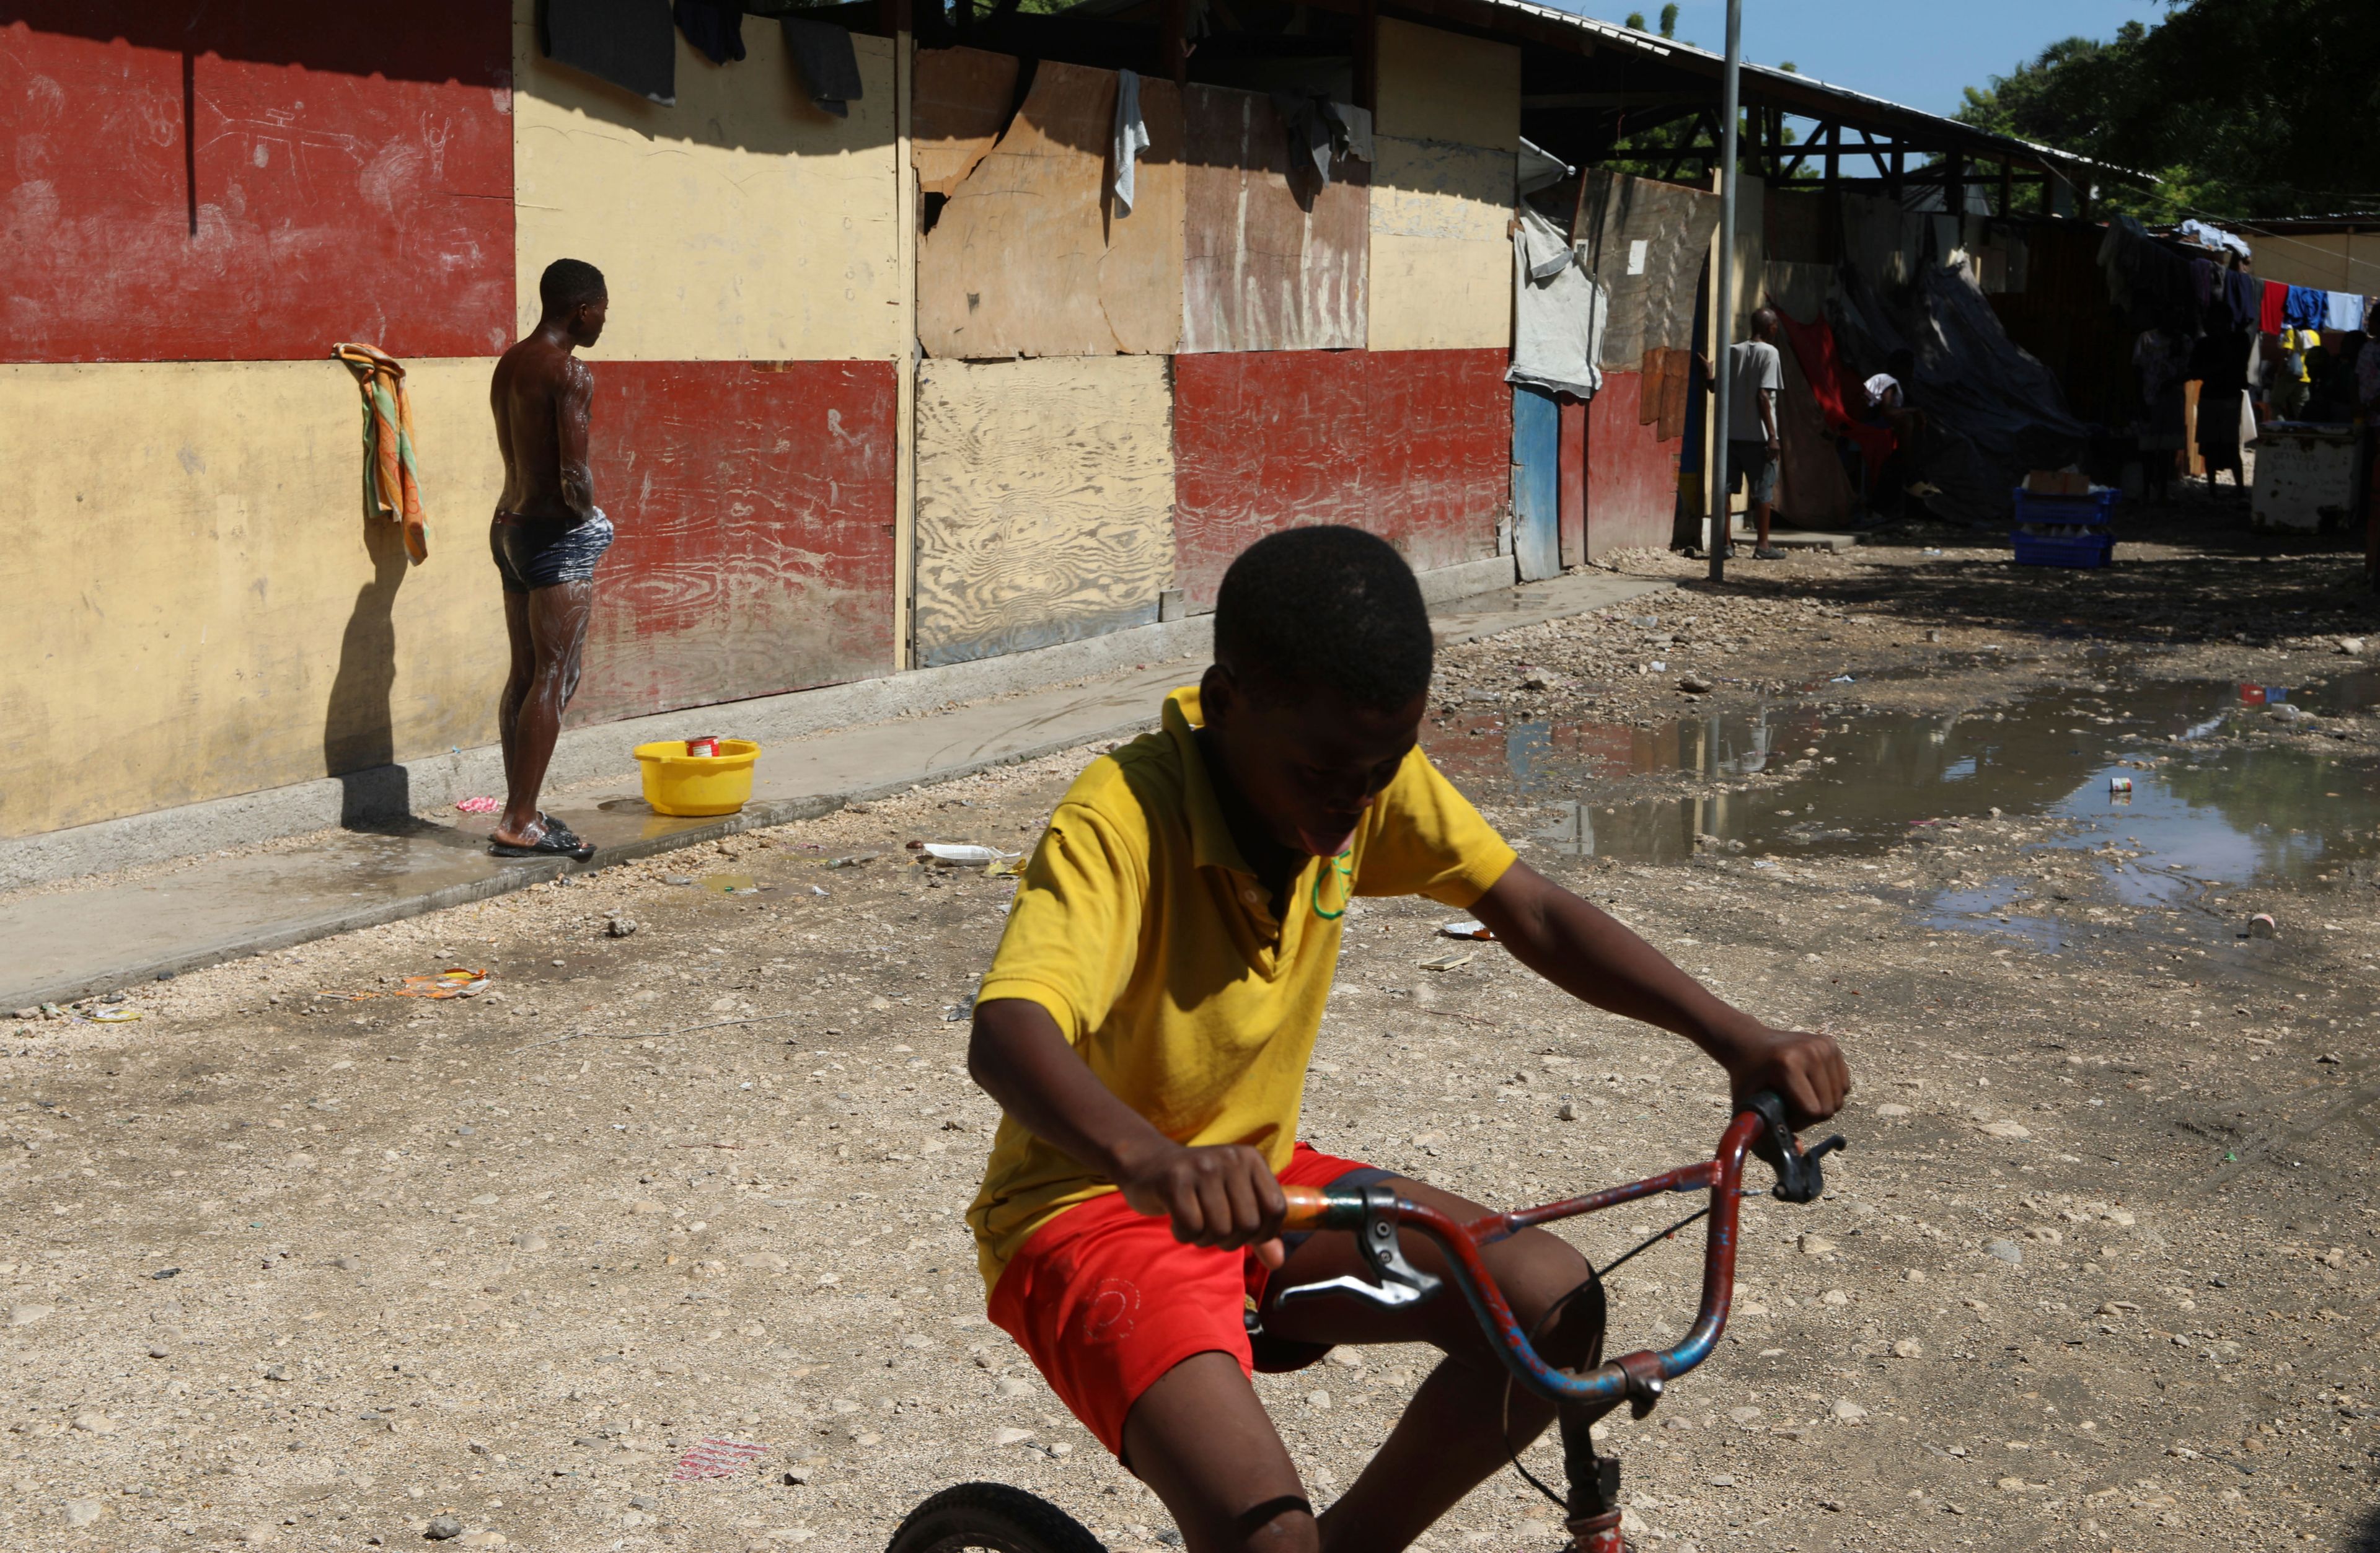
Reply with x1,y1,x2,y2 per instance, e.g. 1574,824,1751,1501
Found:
2011,527,2115,569
2011,485,2119,526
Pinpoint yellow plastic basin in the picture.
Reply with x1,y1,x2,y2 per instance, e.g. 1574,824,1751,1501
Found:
634,739,760,817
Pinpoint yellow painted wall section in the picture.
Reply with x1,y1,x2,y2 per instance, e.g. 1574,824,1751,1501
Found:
911,356,1175,667
1375,19,1520,151
513,0,903,361
1368,136,1510,351
0,361,508,839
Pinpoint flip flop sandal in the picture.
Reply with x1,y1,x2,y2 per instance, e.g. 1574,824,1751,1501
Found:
537,812,593,852
490,822,595,861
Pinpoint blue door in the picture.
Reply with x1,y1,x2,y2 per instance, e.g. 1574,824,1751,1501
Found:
1512,384,1561,581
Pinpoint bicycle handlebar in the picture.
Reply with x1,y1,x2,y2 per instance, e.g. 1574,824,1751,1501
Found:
1274,1093,1844,1410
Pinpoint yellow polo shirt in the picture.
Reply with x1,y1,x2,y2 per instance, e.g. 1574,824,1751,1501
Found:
967,685,1517,1290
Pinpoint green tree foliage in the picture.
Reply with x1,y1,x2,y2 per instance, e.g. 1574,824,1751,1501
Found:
1955,1,2380,219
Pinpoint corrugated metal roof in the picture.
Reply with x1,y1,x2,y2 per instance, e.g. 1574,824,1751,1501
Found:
1457,0,2151,182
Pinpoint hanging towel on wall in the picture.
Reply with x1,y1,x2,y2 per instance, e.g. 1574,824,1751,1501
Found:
674,0,746,65
2259,278,2288,335
781,17,862,116
2283,285,2326,329
1112,69,1152,216
2325,291,2366,332
1506,205,1606,401
330,343,429,566
542,0,676,105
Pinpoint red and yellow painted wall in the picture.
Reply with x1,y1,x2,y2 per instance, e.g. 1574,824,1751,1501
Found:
0,2,1526,840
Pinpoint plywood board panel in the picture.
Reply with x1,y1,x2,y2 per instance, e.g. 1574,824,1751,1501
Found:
1180,84,1368,353
1584,369,1683,558
914,357,1175,665
914,46,1020,196
1573,169,1719,370
513,0,902,363
1171,348,1506,609
569,361,898,725
0,358,508,837
1368,137,1510,240
1375,18,1519,151
1368,134,1509,351
917,60,1184,358
1368,235,1510,351
0,2,513,363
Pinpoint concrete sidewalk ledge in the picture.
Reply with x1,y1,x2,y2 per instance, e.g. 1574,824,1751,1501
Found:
0,554,1518,893
2,563,1668,1010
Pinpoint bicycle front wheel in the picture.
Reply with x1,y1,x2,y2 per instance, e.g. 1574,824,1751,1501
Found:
884,1482,1107,1553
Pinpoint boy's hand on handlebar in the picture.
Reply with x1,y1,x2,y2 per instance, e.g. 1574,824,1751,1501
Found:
1117,1142,1288,1269
1727,1027,1850,1127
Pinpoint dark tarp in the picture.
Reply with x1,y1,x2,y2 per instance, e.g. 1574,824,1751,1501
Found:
1830,259,2086,527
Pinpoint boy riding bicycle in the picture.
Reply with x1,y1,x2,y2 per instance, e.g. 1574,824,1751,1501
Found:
966,527,1849,1552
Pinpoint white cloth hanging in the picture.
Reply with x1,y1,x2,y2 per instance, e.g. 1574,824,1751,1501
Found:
1113,69,1152,217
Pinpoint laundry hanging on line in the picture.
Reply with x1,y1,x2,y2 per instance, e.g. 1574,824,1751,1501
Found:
674,0,746,65
780,16,863,116
542,0,675,103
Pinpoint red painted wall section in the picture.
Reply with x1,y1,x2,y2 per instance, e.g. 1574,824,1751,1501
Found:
1172,348,1509,609
568,361,899,727
1584,369,1682,559
1,2,512,363
1558,396,1586,568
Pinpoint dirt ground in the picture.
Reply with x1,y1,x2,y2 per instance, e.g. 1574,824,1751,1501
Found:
7,498,2379,1553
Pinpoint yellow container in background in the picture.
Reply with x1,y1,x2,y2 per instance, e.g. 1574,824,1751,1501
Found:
635,739,761,817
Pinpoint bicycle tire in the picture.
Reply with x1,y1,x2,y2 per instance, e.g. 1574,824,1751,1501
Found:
884,1482,1108,1553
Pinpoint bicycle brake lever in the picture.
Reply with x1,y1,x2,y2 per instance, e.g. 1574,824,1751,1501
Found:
1748,1091,1848,1205
1272,1272,1430,1311
1271,1183,1442,1311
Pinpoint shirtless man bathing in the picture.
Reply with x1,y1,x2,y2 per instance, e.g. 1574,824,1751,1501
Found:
485,258,612,860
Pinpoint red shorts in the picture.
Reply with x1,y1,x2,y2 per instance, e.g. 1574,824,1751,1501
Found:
985,1142,1388,1458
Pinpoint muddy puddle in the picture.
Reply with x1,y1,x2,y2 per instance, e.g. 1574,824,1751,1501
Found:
1429,675,2380,899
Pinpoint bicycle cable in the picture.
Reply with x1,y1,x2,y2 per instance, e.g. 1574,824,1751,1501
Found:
1500,1203,1713,1511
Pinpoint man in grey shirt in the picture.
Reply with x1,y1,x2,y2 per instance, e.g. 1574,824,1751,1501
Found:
1703,308,1786,560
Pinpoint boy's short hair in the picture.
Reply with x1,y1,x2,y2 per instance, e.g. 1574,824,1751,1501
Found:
1213,526,1433,711
539,258,607,315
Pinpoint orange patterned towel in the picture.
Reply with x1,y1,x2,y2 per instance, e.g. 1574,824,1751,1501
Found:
330,342,429,563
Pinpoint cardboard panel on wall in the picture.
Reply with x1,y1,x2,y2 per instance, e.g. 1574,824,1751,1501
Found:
0,2,512,363
1574,169,1721,371
913,357,1175,665
1181,84,1368,353
1171,349,1507,609
917,60,1184,358
1374,18,1520,151
0,358,508,838
513,0,902,363
914,46,1020,197
568,360,899,725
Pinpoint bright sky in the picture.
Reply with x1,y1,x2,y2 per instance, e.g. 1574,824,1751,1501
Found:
1562,1,2171,120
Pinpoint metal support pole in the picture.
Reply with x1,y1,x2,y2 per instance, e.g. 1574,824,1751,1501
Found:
1707,0,1740,583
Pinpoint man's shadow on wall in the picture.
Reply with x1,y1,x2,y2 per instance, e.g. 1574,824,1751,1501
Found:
321,513,433,835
